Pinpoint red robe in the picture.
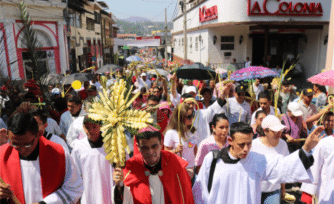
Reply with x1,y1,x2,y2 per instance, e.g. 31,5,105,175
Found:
0,137,66,204
123,150,195,204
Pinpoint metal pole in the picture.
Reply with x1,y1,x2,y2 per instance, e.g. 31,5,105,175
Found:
164,8,168,68
183,0,187,60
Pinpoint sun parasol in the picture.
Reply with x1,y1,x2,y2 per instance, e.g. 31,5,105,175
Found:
43,73,63,85
147,68,170,77
96,64,122,74
308,70,334,86
173,63,216,80
62,73,93,85
230,66,279,81
126,55,142,62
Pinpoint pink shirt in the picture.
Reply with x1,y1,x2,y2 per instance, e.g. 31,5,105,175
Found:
195,135,229,166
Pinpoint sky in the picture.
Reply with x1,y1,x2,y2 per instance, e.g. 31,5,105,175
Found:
106,0,178,22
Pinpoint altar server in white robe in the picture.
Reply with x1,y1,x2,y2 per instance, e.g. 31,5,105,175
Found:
193,122,325,204
60,96,86,136
71,115,133,204
66,116,86,150
0,113,83,204
31,109,70,153
300,136,334,203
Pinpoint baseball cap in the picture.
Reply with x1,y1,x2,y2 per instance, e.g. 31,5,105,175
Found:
235,85,246,93
87,85,97,91
302,88,314,97
51,88,61,96
287,102,303,117
261,115,286,132
185,86,197,94
141,73,147,77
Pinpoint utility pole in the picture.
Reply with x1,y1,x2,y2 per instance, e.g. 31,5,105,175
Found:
164,8,168,68
183,0,187,60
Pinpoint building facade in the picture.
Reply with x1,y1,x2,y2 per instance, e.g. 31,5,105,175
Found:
172,0,331,81
0,0,68,80
68,0,107,72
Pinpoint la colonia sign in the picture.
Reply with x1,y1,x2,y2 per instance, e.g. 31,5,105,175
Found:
248,0,323,16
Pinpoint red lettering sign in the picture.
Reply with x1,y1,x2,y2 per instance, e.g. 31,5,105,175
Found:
248,0,323,16
136,36,161,40
199,5,218,23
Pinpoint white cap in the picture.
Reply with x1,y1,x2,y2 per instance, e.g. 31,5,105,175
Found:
51,88,60,95
287,102,303,117
185,86,197,94
140,73,147,77
261,115,286,132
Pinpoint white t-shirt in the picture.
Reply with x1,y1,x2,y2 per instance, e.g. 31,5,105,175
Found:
164,129,198,168
250,138,289,192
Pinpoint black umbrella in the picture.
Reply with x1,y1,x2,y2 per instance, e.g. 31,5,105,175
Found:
62,73,93,85
95,64,122,74
173,63,216,80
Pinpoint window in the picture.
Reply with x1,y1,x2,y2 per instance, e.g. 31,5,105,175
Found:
75,14,81,28
221,36,234,50
189,37,192,52
94,12,101,24
69,14,75,27
86,18,95,30
195,37,198,51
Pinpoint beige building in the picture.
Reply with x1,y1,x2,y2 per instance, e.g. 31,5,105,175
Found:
101,10,115,65
68,0,108,72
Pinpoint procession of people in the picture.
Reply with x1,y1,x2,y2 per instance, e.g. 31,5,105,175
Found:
0,51,334,204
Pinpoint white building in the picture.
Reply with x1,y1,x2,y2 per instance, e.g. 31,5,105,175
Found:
172,0,331,80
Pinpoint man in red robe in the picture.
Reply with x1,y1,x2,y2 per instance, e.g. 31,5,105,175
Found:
122,127,194,204
0,113,83,204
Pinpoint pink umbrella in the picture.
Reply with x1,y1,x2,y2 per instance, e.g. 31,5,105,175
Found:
308,70,334,86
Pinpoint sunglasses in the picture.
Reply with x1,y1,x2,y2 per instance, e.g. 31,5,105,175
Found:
237,92,245,96
185,112,195,120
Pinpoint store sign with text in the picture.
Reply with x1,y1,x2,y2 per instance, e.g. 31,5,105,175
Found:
199,5,218,23
248,0,323,16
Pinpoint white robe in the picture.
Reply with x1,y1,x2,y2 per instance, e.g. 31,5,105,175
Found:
66,116,86,150
45,132,70,154
59,109,86,136
71,137,133,204
301,136,334,201
20,148,83,203
319,178,334,204
192,149,313,204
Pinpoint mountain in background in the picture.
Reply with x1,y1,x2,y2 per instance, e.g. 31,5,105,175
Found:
116,16,173,36
122,16,151,23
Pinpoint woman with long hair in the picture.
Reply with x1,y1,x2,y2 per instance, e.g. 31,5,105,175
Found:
195,113,229,174
251,115,292,204
164,103,198,179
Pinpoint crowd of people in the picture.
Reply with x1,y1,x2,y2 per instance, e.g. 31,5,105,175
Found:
0,63,333,204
